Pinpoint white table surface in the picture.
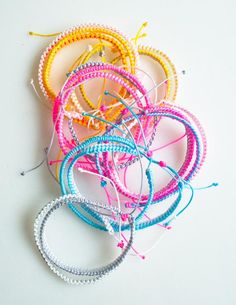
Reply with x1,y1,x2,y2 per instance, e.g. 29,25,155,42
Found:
0,0,235,304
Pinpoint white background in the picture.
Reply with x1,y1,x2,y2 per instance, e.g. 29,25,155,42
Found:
0,0,235,304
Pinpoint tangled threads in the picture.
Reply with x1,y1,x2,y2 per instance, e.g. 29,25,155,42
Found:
23,22,217,285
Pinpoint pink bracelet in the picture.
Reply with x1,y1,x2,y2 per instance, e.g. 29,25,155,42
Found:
53,63,153,160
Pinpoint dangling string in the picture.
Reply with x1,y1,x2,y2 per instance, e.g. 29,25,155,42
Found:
20,109,60,176
20,148,48,176
132,22,148,45
129,70,186,107
29,31,61,37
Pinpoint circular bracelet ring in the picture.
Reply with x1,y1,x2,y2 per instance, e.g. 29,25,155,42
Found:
58,134,184,231
38,23,139,109
53,62,152,153
34,194,135,285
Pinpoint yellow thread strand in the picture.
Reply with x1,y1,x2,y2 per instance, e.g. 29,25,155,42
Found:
132,22,148,45
29,31,61,37
137,33,147,39
110,23,148,53
111,22,148,53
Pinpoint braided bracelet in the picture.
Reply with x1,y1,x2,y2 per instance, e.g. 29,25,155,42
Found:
38,23,139,109
53,62,152,154
57,132,185,231
64,61,150,123
34,194,135,285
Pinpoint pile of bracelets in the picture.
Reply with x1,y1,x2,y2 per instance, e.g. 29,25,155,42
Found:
23,22,217,285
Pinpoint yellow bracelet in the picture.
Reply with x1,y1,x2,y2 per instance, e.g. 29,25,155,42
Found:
38,24,139,105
